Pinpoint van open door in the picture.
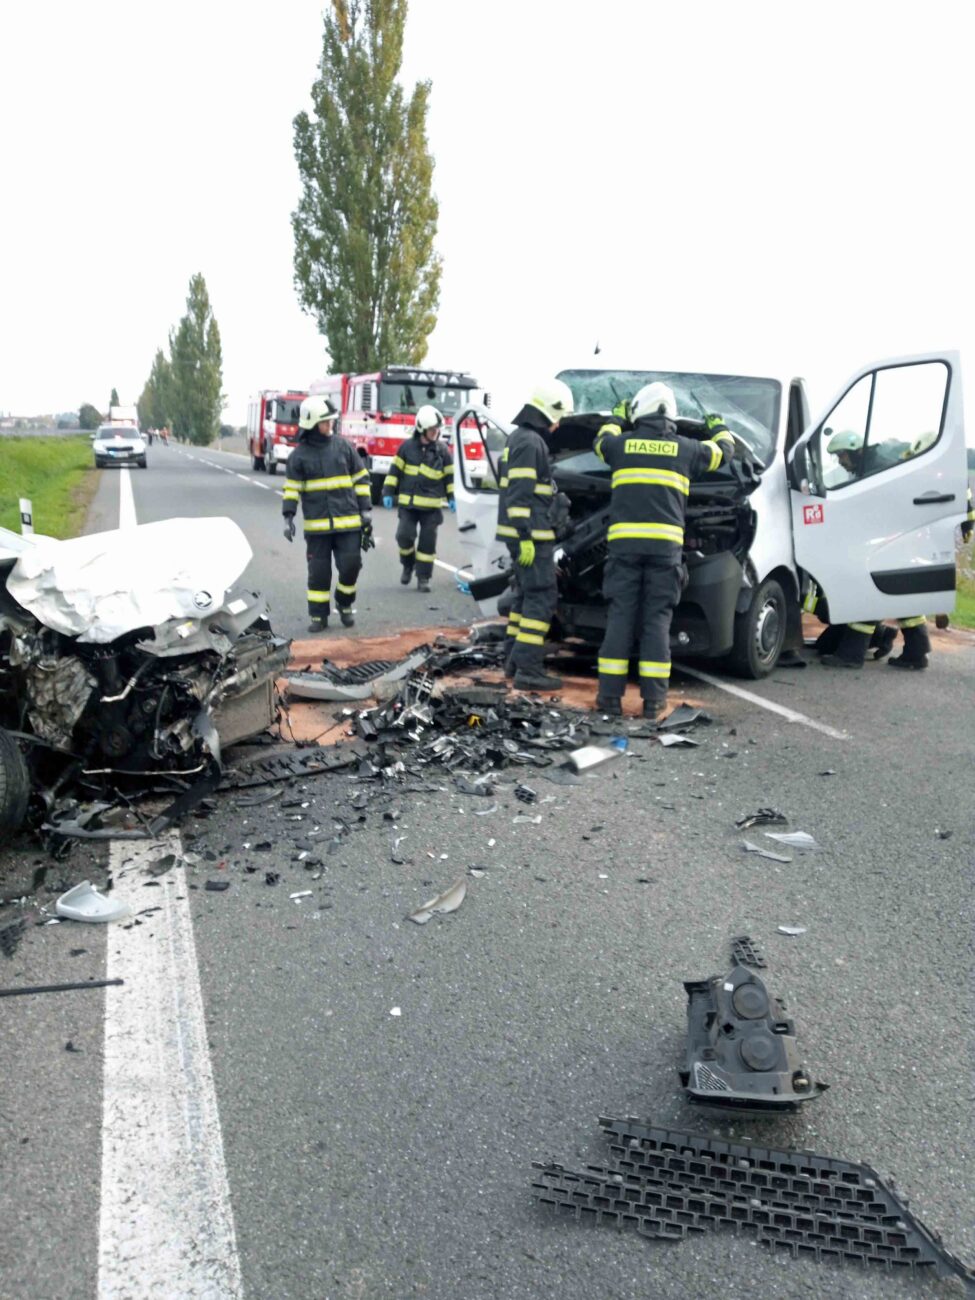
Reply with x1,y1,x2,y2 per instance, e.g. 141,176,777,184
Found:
451,406,512,615
788,353,967,623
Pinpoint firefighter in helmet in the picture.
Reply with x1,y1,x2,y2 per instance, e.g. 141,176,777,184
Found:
381,404,455,593
593,382,734,719
497,379,574,692
282,395,372,632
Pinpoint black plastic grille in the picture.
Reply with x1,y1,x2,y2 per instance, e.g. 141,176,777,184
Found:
531,1118,974,1292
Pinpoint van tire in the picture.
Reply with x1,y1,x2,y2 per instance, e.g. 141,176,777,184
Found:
0,729,30,834
730,576,787,678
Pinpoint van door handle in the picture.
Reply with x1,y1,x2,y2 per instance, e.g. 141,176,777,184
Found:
913,491,955,505
458,522,476,532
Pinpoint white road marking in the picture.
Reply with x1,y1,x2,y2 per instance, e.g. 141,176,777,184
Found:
98,837,243,1298
118,468,136,529
675,663,849,740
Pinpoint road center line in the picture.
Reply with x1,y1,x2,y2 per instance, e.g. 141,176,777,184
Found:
98,837,243,1298
118,468,136,529
674,663,849,739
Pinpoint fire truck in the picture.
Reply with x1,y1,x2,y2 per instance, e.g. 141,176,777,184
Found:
309,366,490,501
246,388,307,476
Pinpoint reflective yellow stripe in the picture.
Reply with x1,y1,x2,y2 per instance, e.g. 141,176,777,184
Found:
410,495,446,508
519,617,549,633
497,524,519,538
849,622,876,634
598,658,629,675
507,466,537,480
382,475,398,489
506,624,520,637
507,506,531,518
443,463,454,475
533,483,554,496
304,475,355,490
607,522,684,544
415,550,436,562
307,590,331,603
336,582,356,595
353,468,369,481
282,489,300,502
283,479,303,490
516,632,545,646
399,546,415,557
508,611,522,622
531,528,555,541
418,463,446,479
499,477,509,489
401,465,420,476
399,494,413,506
897,615,926,628
392,456,405,470
354,485,371,497
638,661,671,678
702,439,727,472
303,515,362,532
611,468,690,494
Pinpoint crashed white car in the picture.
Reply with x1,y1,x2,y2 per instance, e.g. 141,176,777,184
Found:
0,518,289,831
452,352,968,676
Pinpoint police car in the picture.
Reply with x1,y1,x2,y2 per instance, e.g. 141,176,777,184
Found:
452,353,968,677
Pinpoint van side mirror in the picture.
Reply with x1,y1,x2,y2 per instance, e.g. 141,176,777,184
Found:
483,392,492,408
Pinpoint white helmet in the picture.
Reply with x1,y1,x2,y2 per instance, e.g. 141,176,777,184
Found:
908,429,937,457
527,379,574,425
631,382,677,422
415,404,444,436
826,429,864,455
299,395,340,429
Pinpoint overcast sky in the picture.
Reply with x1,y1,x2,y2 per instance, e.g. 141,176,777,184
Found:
1,0,972,440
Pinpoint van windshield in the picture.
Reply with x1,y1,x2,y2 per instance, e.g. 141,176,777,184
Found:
270,400,302,424
379,383,472,416
558,369,781,468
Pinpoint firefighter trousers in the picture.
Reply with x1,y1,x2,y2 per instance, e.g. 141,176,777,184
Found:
396,507,443,581
305,531,362,618
598,553,681,706
504,541,557,672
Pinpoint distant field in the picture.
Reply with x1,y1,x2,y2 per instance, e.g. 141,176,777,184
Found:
0,436,98,538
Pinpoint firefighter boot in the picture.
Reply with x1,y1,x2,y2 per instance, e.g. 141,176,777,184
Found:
889,623,930,670
417,577,431,593
307,617,329,634
821,626,871,668
400,565,413,586
595,696,622,716
339,609,356,629
642,699,663,722
872,624,897,661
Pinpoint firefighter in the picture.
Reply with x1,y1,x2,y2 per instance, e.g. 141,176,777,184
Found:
381,404,455,593
282,395,372,632
497,379,575,692
593,383,735,719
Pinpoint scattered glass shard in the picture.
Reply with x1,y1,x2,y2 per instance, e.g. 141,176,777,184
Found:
741,840,792,864
657,733,700,748
777,925,807,936
408,878,467,925
765,831,818,851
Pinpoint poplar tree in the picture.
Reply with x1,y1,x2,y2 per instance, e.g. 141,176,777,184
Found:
137,348,172,431
292,0,441,372
168,273,224,445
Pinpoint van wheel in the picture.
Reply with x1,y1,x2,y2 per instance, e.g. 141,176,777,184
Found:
730,577,786,678
0,729,30,834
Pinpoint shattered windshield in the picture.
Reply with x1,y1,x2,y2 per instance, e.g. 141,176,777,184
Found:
558,369,782,467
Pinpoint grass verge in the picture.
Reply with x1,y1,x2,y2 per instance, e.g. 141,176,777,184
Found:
0,437,99,539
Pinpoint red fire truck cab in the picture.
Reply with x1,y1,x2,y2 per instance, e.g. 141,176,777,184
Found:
247,389,307,476
310,366,490,502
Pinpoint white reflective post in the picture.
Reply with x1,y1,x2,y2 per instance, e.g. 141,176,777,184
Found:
19,498,33,534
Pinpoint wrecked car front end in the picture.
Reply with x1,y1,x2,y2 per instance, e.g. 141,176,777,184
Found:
0,518,290,834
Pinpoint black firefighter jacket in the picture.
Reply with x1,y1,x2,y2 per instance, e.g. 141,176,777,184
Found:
382,434,454,509
496,406,556,543
283,431,371,533
594,415,735,559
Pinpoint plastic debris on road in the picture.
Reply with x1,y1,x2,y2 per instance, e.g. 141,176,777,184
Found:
765,830,819,851
408,877,467,925
568,745,622,773
741,840,792,864
658,704,711,730
735,808,787,829
656,733,700,748
777,924,807,936
55,881,131,923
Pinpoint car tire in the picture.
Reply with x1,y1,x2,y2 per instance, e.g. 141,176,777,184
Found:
730,576,787,678
138,457,147,468
94,458,105,468
0,729,30,835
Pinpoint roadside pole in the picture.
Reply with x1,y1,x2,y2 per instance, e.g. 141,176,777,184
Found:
19,498,32,535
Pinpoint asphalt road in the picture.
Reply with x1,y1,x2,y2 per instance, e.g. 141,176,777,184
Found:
2,442,974,1300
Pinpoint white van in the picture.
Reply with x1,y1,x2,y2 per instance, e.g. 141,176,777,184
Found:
451,353,967,677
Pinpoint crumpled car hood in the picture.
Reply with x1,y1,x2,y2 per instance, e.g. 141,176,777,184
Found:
5,517,253,644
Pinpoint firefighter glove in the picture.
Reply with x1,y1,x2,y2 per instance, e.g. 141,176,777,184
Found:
382,495,395,509
611,398,632,422
517,538,536,567
705,412,729,434
448,499,456,513
360,520,375,552
283,517,296,543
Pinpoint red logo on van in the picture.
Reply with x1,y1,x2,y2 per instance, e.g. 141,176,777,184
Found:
803,503,824,525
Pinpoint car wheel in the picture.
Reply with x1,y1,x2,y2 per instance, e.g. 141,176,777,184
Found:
730,576,787,678
0,729,30,834
94,458,105,468
138,457,147,468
